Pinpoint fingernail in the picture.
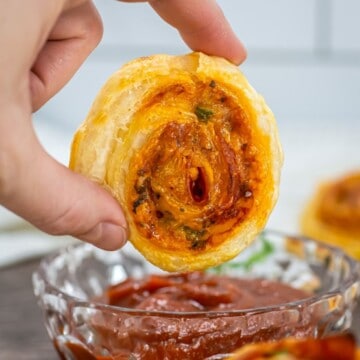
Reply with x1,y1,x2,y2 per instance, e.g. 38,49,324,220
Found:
80,222,128,250
100,222,128,250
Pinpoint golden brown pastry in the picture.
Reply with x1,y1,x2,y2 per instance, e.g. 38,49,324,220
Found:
70,52,282,271
225,334,359,360
301,172,360,260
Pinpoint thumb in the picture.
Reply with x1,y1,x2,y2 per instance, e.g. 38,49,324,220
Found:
0,114,127,250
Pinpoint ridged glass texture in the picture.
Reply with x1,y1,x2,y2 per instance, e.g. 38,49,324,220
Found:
33,231,360,360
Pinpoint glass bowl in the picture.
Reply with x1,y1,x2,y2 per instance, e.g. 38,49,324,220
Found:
32,230,360,360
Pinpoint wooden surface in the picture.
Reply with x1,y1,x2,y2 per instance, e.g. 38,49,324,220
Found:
0,259,359,360
0,259,58,360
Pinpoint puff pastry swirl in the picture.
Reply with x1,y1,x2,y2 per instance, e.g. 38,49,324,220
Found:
226,334,359,360
70,52,283,271
301,171,360,259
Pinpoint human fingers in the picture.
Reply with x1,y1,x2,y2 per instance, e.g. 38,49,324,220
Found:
0,1,127,249
30,1,103,111
120,0,246,64
0,106,127,250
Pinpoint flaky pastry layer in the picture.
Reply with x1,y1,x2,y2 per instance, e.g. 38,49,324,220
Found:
70,52,282,271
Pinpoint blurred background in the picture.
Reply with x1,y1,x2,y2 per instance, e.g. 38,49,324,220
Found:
1,0,359,266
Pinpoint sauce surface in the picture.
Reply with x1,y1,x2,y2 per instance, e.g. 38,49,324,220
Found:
103,271,309,312
56,272,314,360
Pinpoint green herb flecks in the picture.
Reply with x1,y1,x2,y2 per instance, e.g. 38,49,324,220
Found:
133,177,150,213
265,349,289,357
209,233,275,274
132,194,147,213
183,226,207,250
190,239,207,250
195,106,214,122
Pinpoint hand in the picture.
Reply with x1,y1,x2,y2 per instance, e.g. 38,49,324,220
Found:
0,0,246,250
123,0,246,65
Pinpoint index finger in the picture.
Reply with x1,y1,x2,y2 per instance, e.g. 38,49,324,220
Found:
121,0,246,65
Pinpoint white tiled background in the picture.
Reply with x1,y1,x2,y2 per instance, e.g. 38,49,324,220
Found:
36,0,360,125
1,0,360,265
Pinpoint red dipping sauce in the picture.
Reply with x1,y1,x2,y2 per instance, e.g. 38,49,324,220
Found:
103,271,309,312
56,271,314,360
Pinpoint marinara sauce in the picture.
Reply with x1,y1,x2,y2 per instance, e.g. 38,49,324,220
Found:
57,272,311,360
